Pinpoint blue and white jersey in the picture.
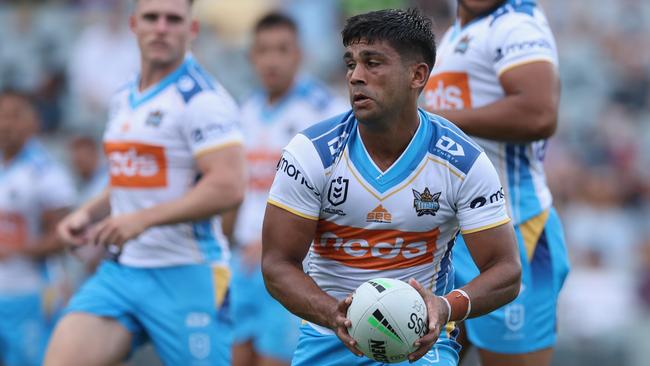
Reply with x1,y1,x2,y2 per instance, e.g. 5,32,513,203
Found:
103,56,243,268
234,76,347,246
267,109,510,301
0,139,76,294
424,0,557,224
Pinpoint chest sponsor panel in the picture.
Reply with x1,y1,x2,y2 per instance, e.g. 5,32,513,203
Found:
105,142,167,188
423,72,472,111
0,212,27,249
313,220,439,270
247,149,281,191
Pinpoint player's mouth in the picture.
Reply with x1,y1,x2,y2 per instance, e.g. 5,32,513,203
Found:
352,93,373,108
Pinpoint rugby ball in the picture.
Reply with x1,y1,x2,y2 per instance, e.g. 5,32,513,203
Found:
347,278,428,363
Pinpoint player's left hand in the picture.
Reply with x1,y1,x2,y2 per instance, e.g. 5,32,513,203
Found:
407,278,449,362
88,213,149,247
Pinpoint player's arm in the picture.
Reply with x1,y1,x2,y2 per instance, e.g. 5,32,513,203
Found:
58,188,111,246
435,61,559,141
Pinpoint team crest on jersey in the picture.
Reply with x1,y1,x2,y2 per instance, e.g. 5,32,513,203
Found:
412,188,441,216
454,35,472,54
328,176,348,206
145,110,164,127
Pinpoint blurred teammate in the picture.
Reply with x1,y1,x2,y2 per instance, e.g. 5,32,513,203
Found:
230,12,346,366
422,1,570,365
0,90,76,366
262,9,522,365
44,0,246,365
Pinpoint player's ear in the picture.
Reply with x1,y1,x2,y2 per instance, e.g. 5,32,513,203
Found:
190,19,200,40
411,62,430,90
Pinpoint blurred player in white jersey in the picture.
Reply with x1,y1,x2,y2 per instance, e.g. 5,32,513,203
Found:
0,90,76,366
230,12,347,366
423,1,570,365
44,0,246,365
262,9,522,365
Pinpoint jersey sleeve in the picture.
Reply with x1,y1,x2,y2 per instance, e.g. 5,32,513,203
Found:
489,13,558,76
37,166,77,210
267,134,325,220
455,153,510,234
182,91,244,156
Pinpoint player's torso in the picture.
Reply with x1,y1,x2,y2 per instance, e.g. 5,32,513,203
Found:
0,142,51,292
104,74,226,267
424,6,557,223
303,113,477,299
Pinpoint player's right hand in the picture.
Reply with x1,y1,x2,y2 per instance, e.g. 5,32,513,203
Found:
329,295,364,357
57,209,91,247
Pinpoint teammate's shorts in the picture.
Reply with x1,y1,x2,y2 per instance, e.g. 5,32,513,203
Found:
230,252,301,361
291,323,460,366
66,260,232,366
453,207,570,354
0,292,49,366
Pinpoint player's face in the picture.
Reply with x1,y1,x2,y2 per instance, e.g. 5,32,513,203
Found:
251,26,301,97
458,0,506,15
130,0,198,67
0,95,37,153
344,40,411,122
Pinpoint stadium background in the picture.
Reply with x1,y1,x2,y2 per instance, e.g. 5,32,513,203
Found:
0,0,649,365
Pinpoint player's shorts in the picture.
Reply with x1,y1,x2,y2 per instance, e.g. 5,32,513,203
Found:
291,323,461,366
0,292,49,366
453,207,570,354
66,260,232,366
230,252,301,361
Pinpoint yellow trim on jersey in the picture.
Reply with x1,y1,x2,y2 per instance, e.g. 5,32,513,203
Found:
193,140,243,158
519,209,549,261
461,217,511,235
267,199,319,221
427,157,465,181
344,152,383,201
211,265,231,308
497,57,556,78
445,321,456,335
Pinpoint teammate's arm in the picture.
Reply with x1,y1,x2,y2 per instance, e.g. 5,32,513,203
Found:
261,204,363,356
435,61,559,141
90,145,246,247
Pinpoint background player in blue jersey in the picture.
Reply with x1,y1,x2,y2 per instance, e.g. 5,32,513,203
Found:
44,0,246,365
262,8,522,365
228,12,346,366
0,90,76,366
424,1,570,365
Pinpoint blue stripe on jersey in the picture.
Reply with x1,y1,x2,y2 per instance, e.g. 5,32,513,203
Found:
517,144,542,222
258,77,333,124
192,220,221,261
426,111,482,175
348,112,430,194
300,111,355,169
435,238,455,296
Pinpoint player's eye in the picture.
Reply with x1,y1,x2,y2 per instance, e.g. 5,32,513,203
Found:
142,13,158,22
367,60,380,67
345,61,356,70
166,15,183,24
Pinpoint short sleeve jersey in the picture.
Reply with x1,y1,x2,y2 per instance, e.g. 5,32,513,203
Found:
267,109,510,300
422,0,558,224
234,76,347,246
104,56,243,267
0,140,76,293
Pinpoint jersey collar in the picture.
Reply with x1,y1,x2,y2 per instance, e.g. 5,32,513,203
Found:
128,56,193,109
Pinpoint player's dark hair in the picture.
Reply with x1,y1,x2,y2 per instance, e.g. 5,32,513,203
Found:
342,8,436,71
254,11,298,34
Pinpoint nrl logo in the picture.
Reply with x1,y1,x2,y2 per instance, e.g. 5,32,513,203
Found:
412,188,441,216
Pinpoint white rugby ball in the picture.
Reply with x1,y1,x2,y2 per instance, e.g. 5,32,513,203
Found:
347,278,428,363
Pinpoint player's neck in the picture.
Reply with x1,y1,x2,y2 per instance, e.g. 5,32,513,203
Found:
357,107,420,172
138,58,185,92
457,8,475,27
266,82,293,105
1,145,22,164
